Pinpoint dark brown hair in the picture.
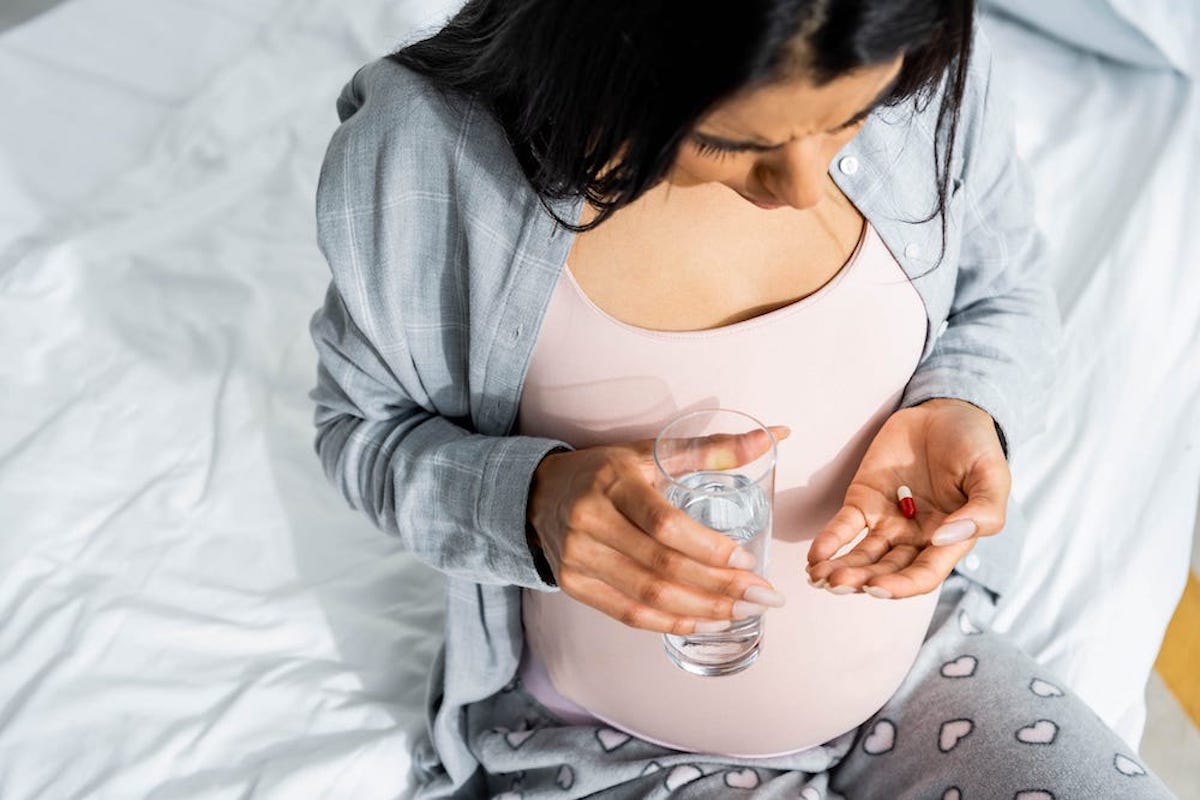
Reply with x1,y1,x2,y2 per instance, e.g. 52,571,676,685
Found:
390,0,974,246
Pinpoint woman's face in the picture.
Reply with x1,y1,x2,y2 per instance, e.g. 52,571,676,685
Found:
669,55,905,210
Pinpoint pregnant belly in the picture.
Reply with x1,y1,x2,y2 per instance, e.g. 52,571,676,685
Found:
522,537,940,757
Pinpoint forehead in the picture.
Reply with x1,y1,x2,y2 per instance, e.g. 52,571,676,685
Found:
698,56,904,137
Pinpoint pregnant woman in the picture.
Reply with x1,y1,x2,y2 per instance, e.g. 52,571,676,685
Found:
308,1,1175,797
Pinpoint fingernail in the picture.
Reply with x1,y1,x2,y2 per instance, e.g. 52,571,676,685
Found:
727,548,757,570
931,519,978,546
693,619,733,633
863,585,893,599
743,585,786,608
806,575,828,589
828,584,858,595
732,600,768,619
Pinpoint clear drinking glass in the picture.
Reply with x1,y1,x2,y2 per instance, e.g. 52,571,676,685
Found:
653,408,777,677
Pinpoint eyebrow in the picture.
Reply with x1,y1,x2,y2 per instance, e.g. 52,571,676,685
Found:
694,73,902,151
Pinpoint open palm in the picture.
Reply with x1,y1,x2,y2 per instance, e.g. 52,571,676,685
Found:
806,397,1010,599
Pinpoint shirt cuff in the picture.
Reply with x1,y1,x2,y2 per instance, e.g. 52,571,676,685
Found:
476,436,574,590
900,369,1012,460
525,446,572,588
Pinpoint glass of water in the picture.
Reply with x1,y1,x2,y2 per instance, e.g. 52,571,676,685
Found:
653,408,777,677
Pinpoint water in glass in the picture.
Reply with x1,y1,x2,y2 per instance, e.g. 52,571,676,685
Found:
663,471,772,676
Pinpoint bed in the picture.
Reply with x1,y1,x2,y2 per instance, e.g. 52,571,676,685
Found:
1,1,1196,797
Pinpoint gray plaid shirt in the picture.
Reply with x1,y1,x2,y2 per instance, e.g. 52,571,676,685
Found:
308,23,1060,798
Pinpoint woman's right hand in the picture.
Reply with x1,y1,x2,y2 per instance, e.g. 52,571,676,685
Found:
526,427,790,635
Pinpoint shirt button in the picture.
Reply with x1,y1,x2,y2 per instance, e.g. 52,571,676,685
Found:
838,156,859,175
904,242,921,259
963,554,981,571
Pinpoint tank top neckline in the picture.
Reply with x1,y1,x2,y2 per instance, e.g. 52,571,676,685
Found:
561,217,872,341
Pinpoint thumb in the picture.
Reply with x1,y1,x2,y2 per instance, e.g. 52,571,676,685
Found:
930,461,1010,546
653,424,790,474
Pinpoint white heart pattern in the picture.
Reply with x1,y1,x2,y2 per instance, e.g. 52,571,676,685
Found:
1014,792,1055,800
1016,719,1058,745
958,609,981,635
942,788,962,800
665,765,704,791
862,719,896,754
641,761,663,776
1114,753,1147,776
940,655,977,678
596,727,631,752
1029,678,1064,698
505,728,536,749
556,764,574,790
939,719,973,752
799,787,821,800
724,768,760,789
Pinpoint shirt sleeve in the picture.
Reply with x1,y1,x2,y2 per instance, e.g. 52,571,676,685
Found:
307,66,570,591
899,26,1063,456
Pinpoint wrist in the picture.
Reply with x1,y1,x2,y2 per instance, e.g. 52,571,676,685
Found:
917,396,985,414
916,397,1008,459
525,445,570,587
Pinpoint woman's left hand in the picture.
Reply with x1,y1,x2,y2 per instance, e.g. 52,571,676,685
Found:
806,397,1010,599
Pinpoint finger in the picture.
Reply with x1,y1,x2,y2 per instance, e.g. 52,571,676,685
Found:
559,570,737,636
823,544,921,591
866,539,974,599
807,532,892,583
580,502,783,603
655,425,789,474
567,535,771,623
931,461,1010,545
608,471,761,571
808,504,869,564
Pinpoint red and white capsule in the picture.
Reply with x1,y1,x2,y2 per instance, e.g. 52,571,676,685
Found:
897,485,917,519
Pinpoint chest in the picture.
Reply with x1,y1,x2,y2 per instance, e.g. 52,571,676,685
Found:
565,180,867,332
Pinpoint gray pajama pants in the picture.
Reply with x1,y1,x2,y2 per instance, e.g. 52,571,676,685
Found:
463,574,1177,799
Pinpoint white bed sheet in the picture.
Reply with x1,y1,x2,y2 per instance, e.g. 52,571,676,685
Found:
982,16,1200,743
0,2,1196,798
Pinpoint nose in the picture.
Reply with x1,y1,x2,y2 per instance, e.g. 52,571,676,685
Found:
757,139,828,210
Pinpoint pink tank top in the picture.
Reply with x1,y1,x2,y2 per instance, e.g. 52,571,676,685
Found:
516,221,940,757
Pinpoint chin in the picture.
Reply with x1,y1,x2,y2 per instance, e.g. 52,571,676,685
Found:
740,191,785,210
